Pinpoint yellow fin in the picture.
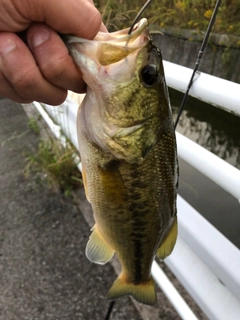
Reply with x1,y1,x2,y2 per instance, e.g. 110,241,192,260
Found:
86,225,114,265
81,165,90,202
108,273,156,305
98,162,127,207
157,216,178,260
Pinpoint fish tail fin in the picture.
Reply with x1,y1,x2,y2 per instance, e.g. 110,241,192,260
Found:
108,273,156,305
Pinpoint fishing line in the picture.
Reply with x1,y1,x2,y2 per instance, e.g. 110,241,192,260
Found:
104,300,115,320
128,0,153,35
174,0,222,129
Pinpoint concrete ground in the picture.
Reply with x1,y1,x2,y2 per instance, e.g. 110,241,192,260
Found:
0,97,207,320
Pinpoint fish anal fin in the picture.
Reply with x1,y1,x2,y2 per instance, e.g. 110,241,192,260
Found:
86,225,114,265
81,165,90,202
98,161,127,206
157,216,178,260
108,273,156,305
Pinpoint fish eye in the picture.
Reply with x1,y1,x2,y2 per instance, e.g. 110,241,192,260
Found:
141,64,158,87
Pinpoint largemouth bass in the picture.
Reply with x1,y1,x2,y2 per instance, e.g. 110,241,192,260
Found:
65,18,178,305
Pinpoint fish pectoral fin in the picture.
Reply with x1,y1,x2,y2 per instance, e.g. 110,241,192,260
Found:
157,216,178,260
108,273,156,305
85,225,114,265
81,165,90,202
98,161,127,206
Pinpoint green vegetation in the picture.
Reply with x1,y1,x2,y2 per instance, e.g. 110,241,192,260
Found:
96,0,240,36
27,117,41,135
25,120,82,196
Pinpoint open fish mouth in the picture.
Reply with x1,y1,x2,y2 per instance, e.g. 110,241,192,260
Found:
63,18,150,75
65,18,149,54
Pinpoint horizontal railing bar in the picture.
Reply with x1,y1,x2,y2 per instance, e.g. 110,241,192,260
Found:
166,196,240,319
166,235,240,320
163,61,240,116
176,195,240,300
151,261,199,320
176,132,240,202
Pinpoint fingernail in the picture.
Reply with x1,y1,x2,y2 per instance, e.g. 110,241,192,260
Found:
31,28,50,47
0,38,16,55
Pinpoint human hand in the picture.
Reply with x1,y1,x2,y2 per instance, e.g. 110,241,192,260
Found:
0,0,105,105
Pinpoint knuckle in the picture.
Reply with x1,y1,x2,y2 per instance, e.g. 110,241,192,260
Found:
13,67,38,93
40,55,67,83
48,91,67,106
0,70,5,82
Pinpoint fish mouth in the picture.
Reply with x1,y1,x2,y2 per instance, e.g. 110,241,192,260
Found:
94,18,149,43
65,18,148,44
64,18,149,67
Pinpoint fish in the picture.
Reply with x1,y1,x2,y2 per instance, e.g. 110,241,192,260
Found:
65,18,178,305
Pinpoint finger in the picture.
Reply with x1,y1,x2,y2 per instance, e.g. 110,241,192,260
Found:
86,0,108,32
0,32,67,105
1,0,102,39
27,23,86,93
0,71,33,103
100,22,108,33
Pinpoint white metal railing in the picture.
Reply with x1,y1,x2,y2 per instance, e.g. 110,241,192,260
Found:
165,196,240,320
176,133,240,202
29,61,240,320
163,61,240,116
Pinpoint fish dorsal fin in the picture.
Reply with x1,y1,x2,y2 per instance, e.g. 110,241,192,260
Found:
108,273,156,305
86,225,114,265
157,216,178,260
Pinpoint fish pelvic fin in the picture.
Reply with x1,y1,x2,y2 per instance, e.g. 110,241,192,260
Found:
86,225,114,265
81,165,90,202
157,216,178,260
108,273,156,305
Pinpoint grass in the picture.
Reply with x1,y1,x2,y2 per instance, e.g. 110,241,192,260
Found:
25,119,82,196
27,117,41,135
95,0,240,37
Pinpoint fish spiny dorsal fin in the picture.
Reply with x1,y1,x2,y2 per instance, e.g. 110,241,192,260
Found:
108,273,156,305
157,216,178,260
86,225,114,265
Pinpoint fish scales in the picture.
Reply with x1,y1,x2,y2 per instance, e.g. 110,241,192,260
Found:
79,129,176,283
65,18,178,305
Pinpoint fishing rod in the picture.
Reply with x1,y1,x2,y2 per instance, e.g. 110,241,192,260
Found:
174,0,222,129
104,300,115,320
